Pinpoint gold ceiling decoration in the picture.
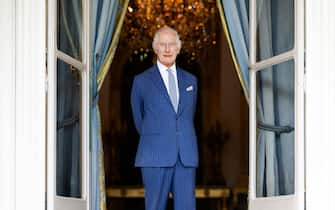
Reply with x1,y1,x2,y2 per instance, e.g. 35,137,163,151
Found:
120,0,218,62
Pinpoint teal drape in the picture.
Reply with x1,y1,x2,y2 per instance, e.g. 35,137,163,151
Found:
218,0,249,100
91,0,129,210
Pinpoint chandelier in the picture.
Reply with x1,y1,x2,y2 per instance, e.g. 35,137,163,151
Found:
120,0,218,62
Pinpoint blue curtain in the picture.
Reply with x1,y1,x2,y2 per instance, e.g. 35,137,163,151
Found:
256,0,294,197
91,0,125,209
220,0,249,97
219,0,294,197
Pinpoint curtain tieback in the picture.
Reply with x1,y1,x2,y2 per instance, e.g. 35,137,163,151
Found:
93,92,100,105
57,114,80,129
257,121,294,134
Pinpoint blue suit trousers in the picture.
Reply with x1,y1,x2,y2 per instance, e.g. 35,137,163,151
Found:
141,155,196,210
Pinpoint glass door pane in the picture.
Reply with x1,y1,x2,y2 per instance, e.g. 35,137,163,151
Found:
256,0,294,61
56,59,82,198
57,0,82,60
256,60,295,197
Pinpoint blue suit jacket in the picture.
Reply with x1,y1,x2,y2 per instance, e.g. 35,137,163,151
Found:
131,64,198,167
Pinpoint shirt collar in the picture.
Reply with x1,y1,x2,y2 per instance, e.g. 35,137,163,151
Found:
157,60,176,74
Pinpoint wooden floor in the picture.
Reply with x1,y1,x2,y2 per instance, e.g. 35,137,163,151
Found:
107,186,247,210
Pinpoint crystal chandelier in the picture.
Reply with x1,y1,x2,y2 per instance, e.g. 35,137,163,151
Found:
120,0,218,62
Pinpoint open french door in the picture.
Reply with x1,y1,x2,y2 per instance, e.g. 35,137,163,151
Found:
47,0,91,210
248,0,305,210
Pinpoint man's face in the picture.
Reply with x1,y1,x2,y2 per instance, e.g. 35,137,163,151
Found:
154,31,180,68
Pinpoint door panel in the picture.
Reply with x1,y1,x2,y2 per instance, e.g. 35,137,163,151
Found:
248,0,304,209
256,0,295,61
48,0,90,210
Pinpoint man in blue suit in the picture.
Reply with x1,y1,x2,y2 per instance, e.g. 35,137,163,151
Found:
131,26,198,210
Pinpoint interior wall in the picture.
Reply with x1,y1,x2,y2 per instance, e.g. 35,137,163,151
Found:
99,44,143,185
217,27,249,188
192,25,248,187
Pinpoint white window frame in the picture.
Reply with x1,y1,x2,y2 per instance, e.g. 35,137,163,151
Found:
47,0,91,210
248,0,305,210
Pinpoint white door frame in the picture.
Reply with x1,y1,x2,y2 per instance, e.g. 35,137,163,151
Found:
305,0,335,210
1,0,335,210
0,0,46,210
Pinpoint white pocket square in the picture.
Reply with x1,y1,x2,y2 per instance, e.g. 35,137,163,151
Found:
186,85,193,91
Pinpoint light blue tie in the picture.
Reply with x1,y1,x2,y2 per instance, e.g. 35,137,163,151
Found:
167,69,178,112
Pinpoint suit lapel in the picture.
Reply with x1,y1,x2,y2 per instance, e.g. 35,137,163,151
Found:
177,67,187,116
149,64,188,116
149,64,175,112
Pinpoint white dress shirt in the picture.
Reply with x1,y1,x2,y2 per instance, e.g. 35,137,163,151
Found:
157,60,179,103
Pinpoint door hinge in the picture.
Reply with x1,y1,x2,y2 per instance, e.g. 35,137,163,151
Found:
45,76,48,94
303,72,306,94
45,48,48,94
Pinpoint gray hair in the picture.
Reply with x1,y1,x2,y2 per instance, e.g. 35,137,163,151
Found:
152,26,182,51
